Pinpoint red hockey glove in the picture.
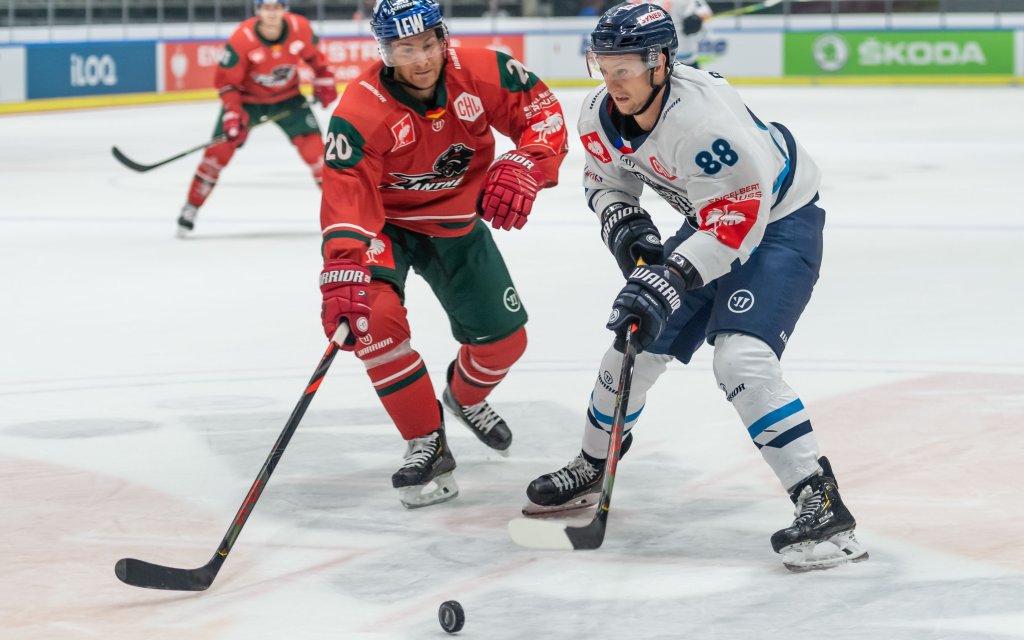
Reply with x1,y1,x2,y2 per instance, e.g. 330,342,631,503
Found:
222,108,249,146
319,259,371,349
477,151,545,231
313,75,338,108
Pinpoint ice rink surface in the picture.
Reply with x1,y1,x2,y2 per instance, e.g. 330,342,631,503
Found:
2,84,1023,639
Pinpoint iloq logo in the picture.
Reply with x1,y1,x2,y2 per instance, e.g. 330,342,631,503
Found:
70,54,118,87
813,34,849,72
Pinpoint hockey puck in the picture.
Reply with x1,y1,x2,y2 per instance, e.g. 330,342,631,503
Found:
438,600,465,634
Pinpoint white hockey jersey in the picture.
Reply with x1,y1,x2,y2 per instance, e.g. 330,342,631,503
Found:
579,63,822,286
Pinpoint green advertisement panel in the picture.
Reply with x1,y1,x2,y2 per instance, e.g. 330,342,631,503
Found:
785,31,1014,75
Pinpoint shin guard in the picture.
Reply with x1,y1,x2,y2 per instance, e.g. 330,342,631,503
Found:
581,345,672,460
448,328,527,406
357,284,440,440
186,142,235,208
292,133,325,188
712,333,822,489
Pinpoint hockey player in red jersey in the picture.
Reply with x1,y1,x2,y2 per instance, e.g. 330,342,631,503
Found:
317,0,568,508
176,0,338,237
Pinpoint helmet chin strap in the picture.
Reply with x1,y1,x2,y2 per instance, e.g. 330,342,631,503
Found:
622,65,668,118
618,62,667,119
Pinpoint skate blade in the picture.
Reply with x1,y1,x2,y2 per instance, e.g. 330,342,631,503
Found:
398,472,459,509
521,492,599,517
780,530,869,572
175,226,193,239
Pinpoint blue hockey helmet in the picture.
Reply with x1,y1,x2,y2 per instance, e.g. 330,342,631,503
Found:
370,0,447,66
254,0,288,7
589,2,678,71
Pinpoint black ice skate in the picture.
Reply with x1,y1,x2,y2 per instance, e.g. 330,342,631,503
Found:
391,427,458,509
176,203,198,238
522,434,633,516
442,362,512,455
770,456,869,571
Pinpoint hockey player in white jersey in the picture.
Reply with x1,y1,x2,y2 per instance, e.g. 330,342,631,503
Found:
670,0,712,67
524,2,868,571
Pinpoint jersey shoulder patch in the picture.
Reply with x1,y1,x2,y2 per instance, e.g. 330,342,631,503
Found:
324,115,367,170
494,50,539,93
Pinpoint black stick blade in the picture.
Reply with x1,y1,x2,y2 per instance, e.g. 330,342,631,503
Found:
115,557,217,591
110,146,154,173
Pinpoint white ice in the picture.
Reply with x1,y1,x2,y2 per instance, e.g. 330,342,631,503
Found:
2,85,1023,640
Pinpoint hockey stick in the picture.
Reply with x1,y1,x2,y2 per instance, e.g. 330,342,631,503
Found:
114,325,348,591
110,108,292,173
507,325,637,550
712,0,817,19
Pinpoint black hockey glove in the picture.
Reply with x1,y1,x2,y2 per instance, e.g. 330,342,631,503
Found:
682,14,704,35
600,203,664,278
606,265,686,353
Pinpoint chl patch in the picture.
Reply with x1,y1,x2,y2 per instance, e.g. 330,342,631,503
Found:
324,116,366,170
581,132,612,163
453,92,483,123
496,51,539,93
390,113,415,152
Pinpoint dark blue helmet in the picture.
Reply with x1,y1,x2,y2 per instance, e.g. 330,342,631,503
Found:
590,2,678,66
370,0,445,44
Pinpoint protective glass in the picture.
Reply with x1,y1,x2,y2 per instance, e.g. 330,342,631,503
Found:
379,30,446,67
586,49,658,81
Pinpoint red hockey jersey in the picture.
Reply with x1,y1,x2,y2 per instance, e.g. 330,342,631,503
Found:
319,47,569,263
215,13,331,106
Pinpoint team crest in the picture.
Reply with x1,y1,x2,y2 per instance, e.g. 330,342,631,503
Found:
581,132,612,163
385,143,476,191
390,113,415,152
251,65,295,87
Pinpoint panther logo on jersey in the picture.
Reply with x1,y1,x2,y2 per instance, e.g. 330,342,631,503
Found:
433,143,474,178
385,144,476,191
251,65,296,88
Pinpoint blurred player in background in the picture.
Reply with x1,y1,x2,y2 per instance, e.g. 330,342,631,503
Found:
525,3,867,571
317,0,567,508
670,0,712,68
176,0,337,237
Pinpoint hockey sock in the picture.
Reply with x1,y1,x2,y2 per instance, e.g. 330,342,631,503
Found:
186,142,235,208
367,345,441,440
357,283,440,440
580,346,671,460
712,333,822,489
292,133,325,188
447,327,527,406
